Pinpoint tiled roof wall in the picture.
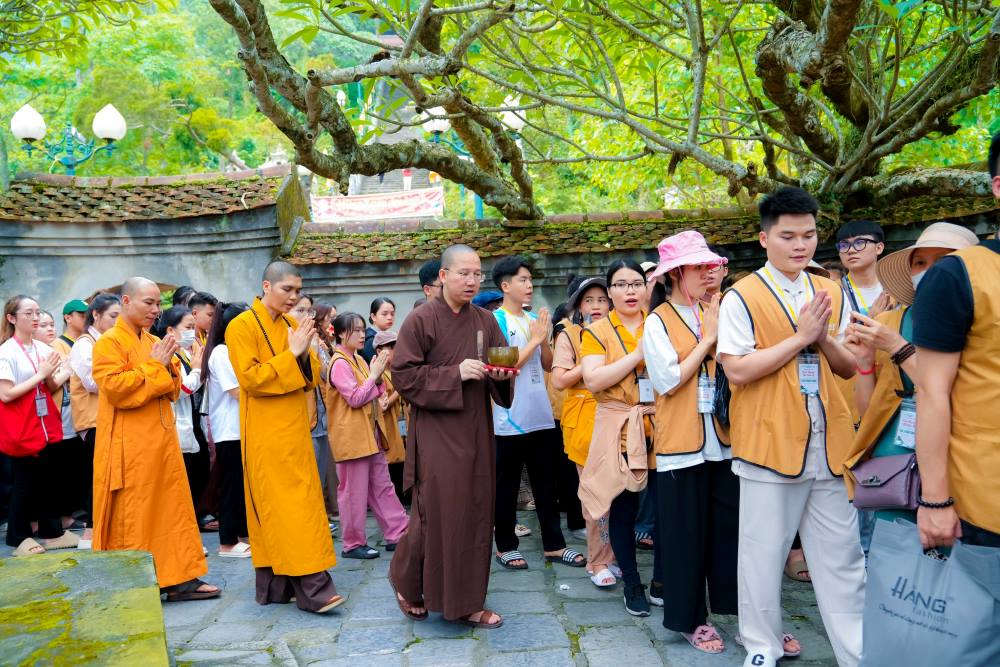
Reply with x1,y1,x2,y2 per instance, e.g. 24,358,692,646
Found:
0,166,291,223
289,194,1000,265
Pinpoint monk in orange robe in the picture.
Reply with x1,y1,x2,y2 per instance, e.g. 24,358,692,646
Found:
226,261,343,614
92,277,219,601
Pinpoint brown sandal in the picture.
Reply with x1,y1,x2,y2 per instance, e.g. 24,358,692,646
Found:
315,595,346,614
391,582,428,621
458,608,503,629
162,578,222,602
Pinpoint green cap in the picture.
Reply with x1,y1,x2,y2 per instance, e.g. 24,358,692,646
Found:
62,299,88,315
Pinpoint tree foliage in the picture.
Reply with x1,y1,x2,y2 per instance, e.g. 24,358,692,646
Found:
209,0,999,219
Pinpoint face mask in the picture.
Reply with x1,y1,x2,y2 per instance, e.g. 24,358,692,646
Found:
911,270,927,291
179,329,196,348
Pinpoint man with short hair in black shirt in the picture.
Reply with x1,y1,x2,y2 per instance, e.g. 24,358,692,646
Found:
911,131,1000,550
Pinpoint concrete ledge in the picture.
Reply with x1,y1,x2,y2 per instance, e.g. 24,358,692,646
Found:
0,550,168,666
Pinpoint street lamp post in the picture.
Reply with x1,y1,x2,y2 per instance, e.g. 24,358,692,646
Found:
10,103,128,176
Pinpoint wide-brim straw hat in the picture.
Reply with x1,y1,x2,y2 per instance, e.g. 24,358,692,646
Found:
647,230,727,282
877,222,979,306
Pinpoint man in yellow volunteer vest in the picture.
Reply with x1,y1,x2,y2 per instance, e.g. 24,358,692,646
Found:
911,132,1000,552
718,187,865,667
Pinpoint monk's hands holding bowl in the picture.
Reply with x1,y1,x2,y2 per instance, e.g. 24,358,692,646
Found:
460,358,487,381
151,334,180,367
289,316,316,357
485,367,517,382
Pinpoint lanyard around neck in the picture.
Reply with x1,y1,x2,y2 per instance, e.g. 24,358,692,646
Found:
609,316,642,386
15,337,39,373
846,274,869,314
762,267,814,325
499,308,530,342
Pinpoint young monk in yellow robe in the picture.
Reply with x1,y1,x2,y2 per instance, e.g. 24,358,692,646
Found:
226,260,343,614
92,277,219,601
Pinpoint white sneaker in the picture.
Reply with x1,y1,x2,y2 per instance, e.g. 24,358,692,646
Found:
77,539,92,550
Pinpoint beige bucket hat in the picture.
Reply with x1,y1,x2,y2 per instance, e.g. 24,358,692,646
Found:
876,222,979,306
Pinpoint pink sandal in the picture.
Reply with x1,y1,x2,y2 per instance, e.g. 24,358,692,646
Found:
682,624,724,654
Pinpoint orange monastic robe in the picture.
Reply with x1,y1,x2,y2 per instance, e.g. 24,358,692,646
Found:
226,298,336,576
91,318,207,588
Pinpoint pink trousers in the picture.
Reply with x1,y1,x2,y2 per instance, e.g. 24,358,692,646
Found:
336,450,409,551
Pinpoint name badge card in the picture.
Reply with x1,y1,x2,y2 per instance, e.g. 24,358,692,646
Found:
798,352,820,396
34,393,48,418
697,374,715,414
637,373,654,404
398,418,408,438
895,397,917,450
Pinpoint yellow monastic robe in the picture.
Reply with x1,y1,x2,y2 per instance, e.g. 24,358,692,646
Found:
91,318,207,588
226,298,336,576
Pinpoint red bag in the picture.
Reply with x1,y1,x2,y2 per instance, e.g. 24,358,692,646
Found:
0,385,62,457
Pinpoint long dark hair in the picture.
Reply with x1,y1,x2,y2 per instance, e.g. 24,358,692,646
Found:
332,312,365,347
85,294,121,329
313,302,334,352
152,306,191,339
368,297,395,324
201,302,249,381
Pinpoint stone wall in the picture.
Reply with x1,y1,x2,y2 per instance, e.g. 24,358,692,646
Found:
0,206,280,311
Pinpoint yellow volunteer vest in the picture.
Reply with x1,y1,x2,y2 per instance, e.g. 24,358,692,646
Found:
325,350,386,462
381,371,406,465
650,302,730,456
727,272,853,477
945,246,1000,533
581,312,653,468
557,321,598,466
70,332,99,432
842,308,907,498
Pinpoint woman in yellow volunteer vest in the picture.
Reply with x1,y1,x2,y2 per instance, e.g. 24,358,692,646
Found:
577,259,658,617
326,312,409,560
843,223,979,530
372,329,409,505
552,276,616,588
644,231,736,654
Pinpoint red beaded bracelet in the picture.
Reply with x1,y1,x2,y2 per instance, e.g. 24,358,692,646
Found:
857,365,875,375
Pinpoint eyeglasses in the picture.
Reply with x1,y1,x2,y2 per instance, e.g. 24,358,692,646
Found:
836,238,879,253
16,310,41,318
444,269,486,284
610,281,647,292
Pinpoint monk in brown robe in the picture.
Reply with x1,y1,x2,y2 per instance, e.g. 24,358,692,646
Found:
226,261,343,614
389,244,515,628
92,277,219,601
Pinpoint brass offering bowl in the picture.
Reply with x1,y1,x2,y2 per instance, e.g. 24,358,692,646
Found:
487,346,519,368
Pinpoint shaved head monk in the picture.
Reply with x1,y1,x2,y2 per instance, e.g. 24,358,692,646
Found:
91,277,220,601
388,244,516,628
225,260,343,613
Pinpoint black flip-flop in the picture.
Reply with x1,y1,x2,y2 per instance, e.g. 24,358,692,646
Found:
495,550,529,570
163,578,221,602
545,548,587,568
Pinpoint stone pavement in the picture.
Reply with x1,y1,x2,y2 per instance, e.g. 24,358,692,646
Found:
2,512,839,666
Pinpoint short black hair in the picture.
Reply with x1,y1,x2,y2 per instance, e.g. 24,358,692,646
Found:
836,219,884,243
492,255,532,288
758,186,819,232
990,131,1000,179
418,260,441,287
188,291,218,310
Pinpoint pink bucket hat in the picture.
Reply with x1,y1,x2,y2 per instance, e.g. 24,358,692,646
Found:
647,230,727,282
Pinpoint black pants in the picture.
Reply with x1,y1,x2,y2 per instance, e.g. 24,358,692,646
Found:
495,429,567,553
388,461,410,506
5,450,63,546
0,453,11,525
553,421,585,531
183,445,210,518
657,461,739,633
79,428,96,526
48,436,80,517
609,472,663,588
216,440,248,545
961,520,1000,548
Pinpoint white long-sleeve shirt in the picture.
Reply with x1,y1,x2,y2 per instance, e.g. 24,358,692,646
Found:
644,302,729,472
174,352,203,454
69,326,101,394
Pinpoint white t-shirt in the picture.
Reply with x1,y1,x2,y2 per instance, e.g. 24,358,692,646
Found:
206,345,241,443
492,309,555,436
0,337,53,385
717,262,850,484
643,303,730,472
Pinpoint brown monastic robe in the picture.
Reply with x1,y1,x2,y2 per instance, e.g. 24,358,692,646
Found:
388,296,513,620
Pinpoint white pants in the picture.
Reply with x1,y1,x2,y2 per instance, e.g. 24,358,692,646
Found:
737,476,865,667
